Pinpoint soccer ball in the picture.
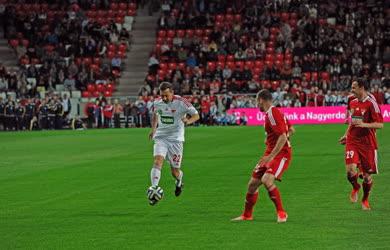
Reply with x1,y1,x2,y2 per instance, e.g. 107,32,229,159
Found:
147,186,164,201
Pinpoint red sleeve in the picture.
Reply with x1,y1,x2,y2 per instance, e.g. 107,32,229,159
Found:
369,99,383,123
270,108,288,135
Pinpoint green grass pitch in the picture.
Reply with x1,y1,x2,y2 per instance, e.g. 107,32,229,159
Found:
0,125,389,249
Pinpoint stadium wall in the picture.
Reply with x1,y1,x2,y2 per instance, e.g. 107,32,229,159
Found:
227,105,390,125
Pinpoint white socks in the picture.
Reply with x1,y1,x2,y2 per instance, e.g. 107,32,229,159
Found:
150,167,161,187
176,170,183,186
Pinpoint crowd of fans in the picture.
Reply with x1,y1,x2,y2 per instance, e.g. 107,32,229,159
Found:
144,0,390,107
3,87,389,131
0,0,133,98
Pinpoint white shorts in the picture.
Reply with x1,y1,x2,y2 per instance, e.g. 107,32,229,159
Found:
153,139,183,168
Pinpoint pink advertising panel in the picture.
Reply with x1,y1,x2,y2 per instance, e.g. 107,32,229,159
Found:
227,105,390,125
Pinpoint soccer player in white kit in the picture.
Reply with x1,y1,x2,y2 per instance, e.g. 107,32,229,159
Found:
148,82,200,205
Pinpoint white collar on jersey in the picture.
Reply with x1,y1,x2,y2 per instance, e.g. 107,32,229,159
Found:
362,95,370,102
265,105,274,114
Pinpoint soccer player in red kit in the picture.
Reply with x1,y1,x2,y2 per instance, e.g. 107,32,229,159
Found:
339,79,383,210
232,89,294,223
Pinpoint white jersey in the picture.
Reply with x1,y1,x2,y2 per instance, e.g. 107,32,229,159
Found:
153,95,198,142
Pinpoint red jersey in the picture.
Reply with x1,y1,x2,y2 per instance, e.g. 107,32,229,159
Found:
315,94,325,106
264,106,291,155
307,93,316,107
347,96,383,149
103,104,114,118
347,93,375,111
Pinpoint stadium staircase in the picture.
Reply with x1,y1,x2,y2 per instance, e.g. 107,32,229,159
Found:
114,8,159,97
0,31,18,70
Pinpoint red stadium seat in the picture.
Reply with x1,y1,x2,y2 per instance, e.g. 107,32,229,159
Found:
285,53,293,61
159,63,168,70
261,80,271,89
217,61,225,68
104,90,112,97
215,14,224,22
265,54,274,61
195,29,203,37
9,39,19,48
158,30,166,38
87,83,96,92
177,29,185,38
185,29,194,38
226,54,234,62
225,14,234,23
96,83,105,93
83,57,92,66
235,61,244,70
204,29,212,36
167,29,176,38
265,60,273,67
82,91,90,98
108,43,116,52
93,57,102,65
303,72,311,80
218,55,226,62
106,83,114,91
168,62,177,70
234,14,242,22
21,39,29,47
92,90,100,97
110,2,118,10
226,61,235,69
321,71,330,81
245,61,254,69
311,72,318,81
119,2,127,10
117,51,126,59
253,67,263,75
281,12,289,22
127,9,136,16
255,60,264,68
107,51,115,60
115,16,124,24
207,61,216,71
266,47,275,54
118,43,127,53
90,64,100,73
129,2,137,10
275,53,284,61
178,62,185,70
271,80,280,91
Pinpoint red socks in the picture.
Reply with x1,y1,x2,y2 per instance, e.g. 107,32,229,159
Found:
362,181,373,201
347,173,361,190
243,192,258,218
268,187,284,212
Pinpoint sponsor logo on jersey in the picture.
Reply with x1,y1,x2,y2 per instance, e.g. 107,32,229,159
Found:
161,116,174,124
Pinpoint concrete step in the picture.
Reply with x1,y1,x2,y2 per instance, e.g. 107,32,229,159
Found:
121,71,147,77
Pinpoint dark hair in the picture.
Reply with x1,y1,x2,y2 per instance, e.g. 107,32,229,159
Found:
353,78,369,90
159,82,173,91
256,89,273,101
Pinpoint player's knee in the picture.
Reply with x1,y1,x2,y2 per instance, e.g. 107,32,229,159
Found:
346,164,357,175
363,174,372,183
153,157,164,168
247,179,260,193
261,175,274,189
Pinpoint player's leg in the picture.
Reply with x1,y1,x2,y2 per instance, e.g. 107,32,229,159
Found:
361,173,372,210
360,148,377,210
261,173,287,223
151,140,168,188
232,165,267,221
167,141,184,196
345,146,361,203
231,177,262,221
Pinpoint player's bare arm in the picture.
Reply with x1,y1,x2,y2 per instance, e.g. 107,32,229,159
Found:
149,112,158,140
353,120,384,129
258,133,288,167
181,113,200,125
288,126,295,137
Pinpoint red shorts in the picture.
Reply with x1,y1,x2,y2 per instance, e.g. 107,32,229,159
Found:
252,149,292,180
345,143,378,174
